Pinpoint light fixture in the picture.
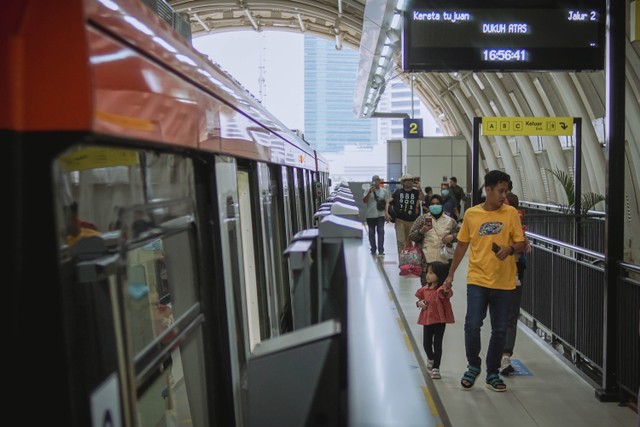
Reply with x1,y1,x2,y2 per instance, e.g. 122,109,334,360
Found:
335,33,342,50
390,13,401,30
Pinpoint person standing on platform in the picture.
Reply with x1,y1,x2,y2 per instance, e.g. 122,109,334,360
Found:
441,183,460,220
386,174,424,258
363,175,391,257
442,170,526,392
422,186,434,213
449,177,465,217
65,201,100,247
415,261,455,380
501,191,531,375
408,194,459,283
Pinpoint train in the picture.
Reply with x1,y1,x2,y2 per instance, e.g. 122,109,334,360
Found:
4,0,331,425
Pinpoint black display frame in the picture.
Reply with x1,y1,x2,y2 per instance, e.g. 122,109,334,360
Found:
402,0,606,72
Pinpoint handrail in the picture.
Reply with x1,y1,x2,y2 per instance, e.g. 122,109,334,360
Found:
520,200,605,216
619,261,640,275
525,231,604,260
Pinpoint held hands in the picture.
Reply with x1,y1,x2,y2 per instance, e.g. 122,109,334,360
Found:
443,275,453,292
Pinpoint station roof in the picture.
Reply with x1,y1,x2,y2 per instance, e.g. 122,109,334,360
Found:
168,0,640,209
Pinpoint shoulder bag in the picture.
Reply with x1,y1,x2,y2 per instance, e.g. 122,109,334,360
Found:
372,190,386,211
433,218,455,260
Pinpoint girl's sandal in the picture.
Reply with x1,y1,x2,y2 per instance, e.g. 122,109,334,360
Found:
460,365,481,389
485,374,507,392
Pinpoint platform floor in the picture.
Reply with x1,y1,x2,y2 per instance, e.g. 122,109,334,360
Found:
371,222,638,427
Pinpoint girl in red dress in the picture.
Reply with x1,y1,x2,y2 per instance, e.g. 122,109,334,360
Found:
415,261,455,379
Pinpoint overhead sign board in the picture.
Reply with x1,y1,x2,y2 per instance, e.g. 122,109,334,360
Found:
403,118,424,138
482,117,574,136
402,0,605,72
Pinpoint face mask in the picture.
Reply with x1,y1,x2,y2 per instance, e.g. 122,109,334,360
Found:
429,205,443,215
442,189,450,196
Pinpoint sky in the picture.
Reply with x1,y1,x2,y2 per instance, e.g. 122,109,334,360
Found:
192,31,306,132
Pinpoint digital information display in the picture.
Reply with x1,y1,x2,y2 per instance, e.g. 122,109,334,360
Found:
402,0,605,72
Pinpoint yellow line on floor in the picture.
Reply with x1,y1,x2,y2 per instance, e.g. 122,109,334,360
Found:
422,386,445,427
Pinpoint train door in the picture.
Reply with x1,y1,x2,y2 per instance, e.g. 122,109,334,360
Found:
268,164,293,333
236,170,263,351
280,166,294,242
296,168,309,229
255,163,280,338
214,155,249,426
53,145,214,427
302,169,315,225
289,168,304,234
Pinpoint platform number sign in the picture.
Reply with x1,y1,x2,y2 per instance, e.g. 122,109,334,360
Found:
404,118,423,139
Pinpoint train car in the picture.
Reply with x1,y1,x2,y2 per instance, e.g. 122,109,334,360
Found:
3,0,329,425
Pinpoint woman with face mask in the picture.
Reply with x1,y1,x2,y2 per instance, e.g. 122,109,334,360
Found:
408,194,460,281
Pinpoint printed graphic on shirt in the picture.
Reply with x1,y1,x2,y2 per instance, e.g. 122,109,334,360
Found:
479,221,503,236
399,191,417,214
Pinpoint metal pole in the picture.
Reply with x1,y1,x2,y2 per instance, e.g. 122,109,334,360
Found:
472,117,481,206
597,0,625,402
574,117,582,248
410,73,415,119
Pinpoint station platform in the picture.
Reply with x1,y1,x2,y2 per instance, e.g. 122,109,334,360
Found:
371,222,638,427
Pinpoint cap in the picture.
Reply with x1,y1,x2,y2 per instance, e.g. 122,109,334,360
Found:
372,175,380,181
400,174,413,182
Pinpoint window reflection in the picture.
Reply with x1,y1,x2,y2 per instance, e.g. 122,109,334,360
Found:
53,145,208,426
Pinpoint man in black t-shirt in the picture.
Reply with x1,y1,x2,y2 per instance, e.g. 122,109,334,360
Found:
386,174,424,257
449,177,465,217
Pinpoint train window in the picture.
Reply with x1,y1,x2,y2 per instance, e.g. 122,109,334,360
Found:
123,207,198,356
53,145,210,427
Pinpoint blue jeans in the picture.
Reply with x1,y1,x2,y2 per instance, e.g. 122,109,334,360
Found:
464,284,512,376
366,216,385,254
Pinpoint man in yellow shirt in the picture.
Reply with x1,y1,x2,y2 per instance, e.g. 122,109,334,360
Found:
65,202,100,246
443,170,526,392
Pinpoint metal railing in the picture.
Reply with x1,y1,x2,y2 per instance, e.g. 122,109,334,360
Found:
521,232,639,404
140,0,192,42
520,201,605,253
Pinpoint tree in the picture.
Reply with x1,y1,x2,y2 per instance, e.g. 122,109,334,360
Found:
546,167,605,214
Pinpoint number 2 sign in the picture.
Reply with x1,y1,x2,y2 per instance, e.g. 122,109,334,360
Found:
403,118,423,139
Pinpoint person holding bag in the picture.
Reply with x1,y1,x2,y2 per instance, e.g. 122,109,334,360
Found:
408,194,459,282
363,175,391,257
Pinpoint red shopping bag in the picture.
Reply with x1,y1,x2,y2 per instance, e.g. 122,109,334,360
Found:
398,240,422,277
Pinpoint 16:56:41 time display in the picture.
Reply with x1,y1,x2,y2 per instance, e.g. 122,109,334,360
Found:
482,49,528,61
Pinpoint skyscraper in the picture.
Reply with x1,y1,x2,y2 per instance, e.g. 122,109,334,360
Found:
304,36,376,154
